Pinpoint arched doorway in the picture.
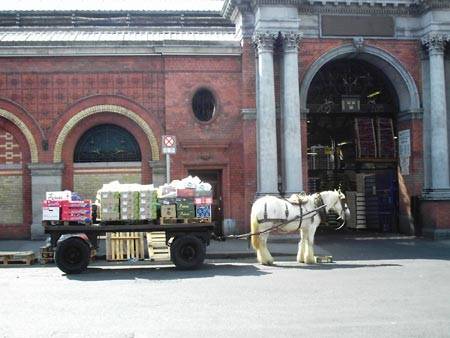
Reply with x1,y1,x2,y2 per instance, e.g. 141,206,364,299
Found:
306,58,400,232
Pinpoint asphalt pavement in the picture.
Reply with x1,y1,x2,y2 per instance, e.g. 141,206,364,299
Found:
1,227,450,263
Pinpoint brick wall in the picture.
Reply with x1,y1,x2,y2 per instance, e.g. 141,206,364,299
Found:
0,174,23,224
0,130,22,164
0,121,31,239
74,171,142,201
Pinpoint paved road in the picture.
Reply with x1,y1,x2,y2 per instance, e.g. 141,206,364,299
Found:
1,254,450,338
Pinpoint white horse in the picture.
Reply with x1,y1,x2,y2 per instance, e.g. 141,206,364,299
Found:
250,190,350,265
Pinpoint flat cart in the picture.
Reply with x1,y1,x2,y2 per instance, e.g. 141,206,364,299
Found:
44,221,215,274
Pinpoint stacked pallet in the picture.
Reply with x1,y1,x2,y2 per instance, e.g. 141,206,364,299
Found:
106,232,145,261
146,232,170,261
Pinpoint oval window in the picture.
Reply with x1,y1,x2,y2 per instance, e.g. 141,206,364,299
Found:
192,89,216,122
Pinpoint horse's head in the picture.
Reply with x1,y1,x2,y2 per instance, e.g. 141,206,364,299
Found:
320,190,350,228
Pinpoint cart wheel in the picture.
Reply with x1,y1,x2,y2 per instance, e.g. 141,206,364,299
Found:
170,235,206,270
55,237,90,274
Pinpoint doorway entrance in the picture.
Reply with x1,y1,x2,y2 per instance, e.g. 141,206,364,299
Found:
306,59,399,232
188,169,223,235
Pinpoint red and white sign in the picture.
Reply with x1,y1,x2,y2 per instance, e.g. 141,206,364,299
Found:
162,135,176,154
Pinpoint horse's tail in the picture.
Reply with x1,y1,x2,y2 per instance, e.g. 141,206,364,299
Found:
250,210,260,251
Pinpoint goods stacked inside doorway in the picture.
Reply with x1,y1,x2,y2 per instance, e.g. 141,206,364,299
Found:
42,176,213,225
306,59,399,233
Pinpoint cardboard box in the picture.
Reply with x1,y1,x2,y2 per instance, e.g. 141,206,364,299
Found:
161,205,176,218
196,205,211,218
42,207,60,221
177,188,195,197
42,200,63,208
194,197,213,205
46,191,72,201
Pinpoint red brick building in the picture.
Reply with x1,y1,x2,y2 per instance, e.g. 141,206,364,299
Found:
1,0,449,240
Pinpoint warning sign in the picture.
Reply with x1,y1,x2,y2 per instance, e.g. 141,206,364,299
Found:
162,135,176,154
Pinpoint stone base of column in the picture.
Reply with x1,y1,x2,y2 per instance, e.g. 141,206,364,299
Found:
31,223,47,240
149,160,166,187
420,199,450,240
422,188,450,200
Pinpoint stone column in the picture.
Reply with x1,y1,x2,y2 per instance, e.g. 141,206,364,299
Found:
149,160,166,187
28,163,64,239
422,34,450,196
281,32,303,194
254,32,278,195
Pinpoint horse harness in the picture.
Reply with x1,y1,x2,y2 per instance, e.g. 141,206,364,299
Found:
259,193,326,231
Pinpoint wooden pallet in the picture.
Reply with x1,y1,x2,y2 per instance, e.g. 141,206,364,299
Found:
39,245,54,264
146,232,170,261
106,232,145,261
160,217,211,225
0,251,35,265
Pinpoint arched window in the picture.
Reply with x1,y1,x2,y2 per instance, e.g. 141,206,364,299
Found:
74,124,141,163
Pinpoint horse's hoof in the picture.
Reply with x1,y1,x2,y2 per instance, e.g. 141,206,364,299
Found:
261,260,274,266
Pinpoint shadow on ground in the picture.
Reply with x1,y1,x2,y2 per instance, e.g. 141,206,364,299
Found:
307,228,450,261
66,263,270,281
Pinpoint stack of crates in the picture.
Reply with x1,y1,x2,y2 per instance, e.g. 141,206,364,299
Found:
99,191,120,221
158,188,212,223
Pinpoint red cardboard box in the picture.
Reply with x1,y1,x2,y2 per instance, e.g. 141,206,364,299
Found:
177,188,195,197
42,200,63,208
194,197,213,205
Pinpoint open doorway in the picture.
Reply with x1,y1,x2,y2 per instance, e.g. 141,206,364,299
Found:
306,59,399,233
188,169,223,235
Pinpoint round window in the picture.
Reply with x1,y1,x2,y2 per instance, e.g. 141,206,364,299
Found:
192,89,216,122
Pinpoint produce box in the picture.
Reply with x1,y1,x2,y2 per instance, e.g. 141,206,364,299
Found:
195,190,213,197
99,192,120,221
161,205,176,218
46,190,72,201
194,197,213,205
176,198,195,218
177,188,195,198
42,200,63,208
120,191,140,220
42,207,60,221
196,205,212,218
139,189,158,220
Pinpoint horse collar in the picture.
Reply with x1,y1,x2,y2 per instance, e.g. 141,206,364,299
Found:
314,193,328,223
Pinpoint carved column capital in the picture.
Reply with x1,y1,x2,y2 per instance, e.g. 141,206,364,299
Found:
422,34,448,54
281,31,302,52
253,32,277,53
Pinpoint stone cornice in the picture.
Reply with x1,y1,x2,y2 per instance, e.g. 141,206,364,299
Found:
223,0,450,19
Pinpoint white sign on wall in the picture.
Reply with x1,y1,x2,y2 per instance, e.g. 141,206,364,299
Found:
398,129,411,175
398,129,411,158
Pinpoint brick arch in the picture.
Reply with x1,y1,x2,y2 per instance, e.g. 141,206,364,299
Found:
300,43,421,114
0,118,33,238
62,113,153,189
53,104,160,163
0,108,39,163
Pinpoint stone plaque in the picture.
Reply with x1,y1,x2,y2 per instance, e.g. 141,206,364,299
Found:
321,15,395,37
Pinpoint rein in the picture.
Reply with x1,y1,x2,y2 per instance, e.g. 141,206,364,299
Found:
226,204,327,239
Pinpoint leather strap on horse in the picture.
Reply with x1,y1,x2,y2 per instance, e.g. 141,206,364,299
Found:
314,193,327,225
227,204,327,239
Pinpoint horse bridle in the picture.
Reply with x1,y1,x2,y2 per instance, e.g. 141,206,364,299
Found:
317,192,349,229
